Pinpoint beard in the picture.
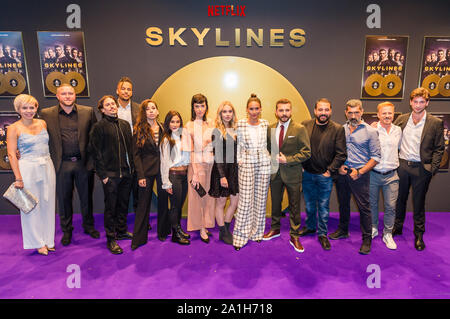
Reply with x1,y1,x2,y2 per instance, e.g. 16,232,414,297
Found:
316,114,329,124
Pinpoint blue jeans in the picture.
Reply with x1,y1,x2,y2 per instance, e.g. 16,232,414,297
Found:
369,170,399,234
302,170,333,236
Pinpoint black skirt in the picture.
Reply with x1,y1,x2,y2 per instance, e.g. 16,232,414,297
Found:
208,162,239,198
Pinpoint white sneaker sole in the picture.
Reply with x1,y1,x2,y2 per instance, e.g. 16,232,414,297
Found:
262,233,280,241
290,240,305,253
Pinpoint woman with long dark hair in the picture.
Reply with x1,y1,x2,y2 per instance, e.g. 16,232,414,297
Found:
160,111,190,244
131,100,170,250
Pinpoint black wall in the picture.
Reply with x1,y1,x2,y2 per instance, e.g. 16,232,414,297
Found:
0,0,449,214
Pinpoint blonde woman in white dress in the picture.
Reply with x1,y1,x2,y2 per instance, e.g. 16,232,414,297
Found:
7,94,56,256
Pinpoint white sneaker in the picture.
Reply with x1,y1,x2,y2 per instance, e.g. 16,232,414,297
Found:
372,227,379,239
383,233,397,250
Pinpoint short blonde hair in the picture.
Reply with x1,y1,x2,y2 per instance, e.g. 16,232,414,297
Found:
377,102,395,112
13,94,38,113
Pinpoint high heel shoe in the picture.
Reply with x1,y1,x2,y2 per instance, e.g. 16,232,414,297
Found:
47,246,56,252
233,246,241,251
200,231,210,244
37,247,48,256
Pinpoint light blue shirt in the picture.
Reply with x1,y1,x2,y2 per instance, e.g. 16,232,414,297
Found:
344,121,381,169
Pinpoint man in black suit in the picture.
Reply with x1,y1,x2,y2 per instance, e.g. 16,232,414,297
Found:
40,84,100,246
300,98,347,250
393,87,444,251
116,76,140,211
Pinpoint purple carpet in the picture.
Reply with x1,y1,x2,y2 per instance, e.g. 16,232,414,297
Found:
0,212,449,299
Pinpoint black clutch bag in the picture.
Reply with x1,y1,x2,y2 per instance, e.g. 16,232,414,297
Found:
190,180,207,197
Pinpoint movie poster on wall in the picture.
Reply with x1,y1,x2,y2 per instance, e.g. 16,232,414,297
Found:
0,31,30,97
419,36,450,100
37,31,89,97
361,35,409,100
431,113,450,171
0,112,20,171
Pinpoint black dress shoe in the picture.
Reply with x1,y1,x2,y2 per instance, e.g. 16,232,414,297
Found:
318,235,331,250
107,240,123,254
415,234,425,251
172,228,190,245
298,226,316,237
61,232,72,246
329,229,349,240
392,227,403,237
116,232,133,240
177,225,190,239
359,239,371,255
84,229,100,239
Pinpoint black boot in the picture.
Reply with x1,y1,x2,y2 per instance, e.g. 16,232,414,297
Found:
177,225,190,239
172,228,190,245
219,226,233,245
224,222,231,232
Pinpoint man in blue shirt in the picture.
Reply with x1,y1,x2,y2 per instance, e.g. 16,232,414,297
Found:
329,99,381,254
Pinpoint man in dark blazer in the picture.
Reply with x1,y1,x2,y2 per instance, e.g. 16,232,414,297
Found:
40,84,99,246
263,98,311,253
116,76,140,211
393,87,444,251
300,98,347,250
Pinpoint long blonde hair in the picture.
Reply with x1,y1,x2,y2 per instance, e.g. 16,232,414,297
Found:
215,101,237,140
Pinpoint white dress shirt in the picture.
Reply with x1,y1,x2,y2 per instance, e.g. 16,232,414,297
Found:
399,112,427,162
374,122,402,172
117,102,133,132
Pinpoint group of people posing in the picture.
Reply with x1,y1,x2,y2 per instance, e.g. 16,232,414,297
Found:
7,77,444,256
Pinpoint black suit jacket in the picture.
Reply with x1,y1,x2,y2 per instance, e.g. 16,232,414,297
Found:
40,104,97,172
394,112,444,175
301,119,347,176
132,122,164,179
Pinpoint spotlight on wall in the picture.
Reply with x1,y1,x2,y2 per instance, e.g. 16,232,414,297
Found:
223,71,239,89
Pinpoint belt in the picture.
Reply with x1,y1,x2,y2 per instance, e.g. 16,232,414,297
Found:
63,156,81,162
372,169,396,175
400,159,421,167
169,169,187,175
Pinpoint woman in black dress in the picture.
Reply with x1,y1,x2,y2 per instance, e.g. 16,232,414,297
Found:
209,101,239,244
131,99,169,250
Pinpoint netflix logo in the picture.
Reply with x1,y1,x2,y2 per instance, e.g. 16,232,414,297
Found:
208,5,246,17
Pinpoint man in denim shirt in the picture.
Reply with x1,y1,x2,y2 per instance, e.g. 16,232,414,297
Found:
329,99,381,255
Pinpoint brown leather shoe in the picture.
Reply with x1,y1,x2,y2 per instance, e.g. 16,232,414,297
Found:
289,236,305,253
263,229,281,241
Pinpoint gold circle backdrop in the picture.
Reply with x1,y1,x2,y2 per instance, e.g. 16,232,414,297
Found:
151,56,311,217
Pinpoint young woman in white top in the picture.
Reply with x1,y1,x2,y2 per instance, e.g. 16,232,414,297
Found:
160,111,190,245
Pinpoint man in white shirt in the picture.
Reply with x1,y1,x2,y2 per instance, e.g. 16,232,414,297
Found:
393,88,445,251
369,102,402,250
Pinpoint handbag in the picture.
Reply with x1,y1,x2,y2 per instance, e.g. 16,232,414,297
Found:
3,182,39,213
190,180,207,197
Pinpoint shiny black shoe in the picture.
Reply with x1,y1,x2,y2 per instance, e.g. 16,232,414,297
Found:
116,232,133,240
200,231,210,244
172,228,190,245
107,240,123,255
299,226,316,237
61,232,72,246
415,234,425,251
177,225,190,239
329,229,349,240
318,235,331,250
84,229,100,239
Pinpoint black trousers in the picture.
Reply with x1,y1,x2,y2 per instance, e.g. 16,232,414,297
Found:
132,173,170,246
395,159,432,236
336,173,372,240
269,171,301,238
57,160,95,233
168,173,188,228
102,175,132,240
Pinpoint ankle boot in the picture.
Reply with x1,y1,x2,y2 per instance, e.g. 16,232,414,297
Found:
224,222,231,232
219,226,233,245
177,225,190,239
172,228,190,245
